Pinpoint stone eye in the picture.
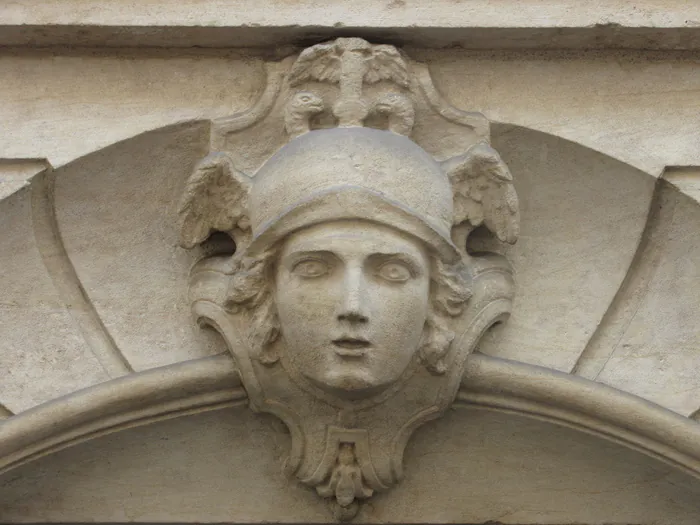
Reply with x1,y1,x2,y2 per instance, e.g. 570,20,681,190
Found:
293,259,329,278
377,261,411,282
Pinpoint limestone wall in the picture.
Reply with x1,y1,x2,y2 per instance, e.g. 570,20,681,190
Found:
1,3,700,523
2,48,699,417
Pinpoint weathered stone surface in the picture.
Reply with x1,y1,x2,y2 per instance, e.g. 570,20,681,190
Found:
2,0,700,49
0,161,45,200
0,186,109,413
2,407,699,523
423,50,700,175
1,51,699,176
53,123,225,371
476,125,653,373
0,43,699,418
176,39,520,516
1,19,700,524
0,51,262,167
594,185,700,415
666,167,700,205
5,0,698,29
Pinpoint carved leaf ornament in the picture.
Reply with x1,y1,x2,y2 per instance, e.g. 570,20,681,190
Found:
288,39,410,88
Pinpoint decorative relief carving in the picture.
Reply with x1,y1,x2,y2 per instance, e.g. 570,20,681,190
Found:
178,37,519,520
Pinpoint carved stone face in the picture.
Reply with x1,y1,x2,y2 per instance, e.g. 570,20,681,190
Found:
275,220,431,399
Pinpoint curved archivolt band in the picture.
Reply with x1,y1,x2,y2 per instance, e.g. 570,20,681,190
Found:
1,353,700,479
0,355,246,474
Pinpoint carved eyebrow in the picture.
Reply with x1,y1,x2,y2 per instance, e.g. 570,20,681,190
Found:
369,252,424,277
283,250,337,264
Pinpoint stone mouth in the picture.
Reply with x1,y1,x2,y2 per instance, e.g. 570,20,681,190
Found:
332,338,370,357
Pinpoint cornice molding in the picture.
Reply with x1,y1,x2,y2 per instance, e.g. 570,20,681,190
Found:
2,26,700,51
1,1,700,50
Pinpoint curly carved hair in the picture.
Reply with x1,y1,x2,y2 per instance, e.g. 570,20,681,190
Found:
224,247,471,374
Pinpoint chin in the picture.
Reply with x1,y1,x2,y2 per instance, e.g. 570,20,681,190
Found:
308,368,389,400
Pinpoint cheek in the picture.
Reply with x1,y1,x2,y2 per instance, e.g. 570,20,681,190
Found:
275,274,338,325
374,280,430,335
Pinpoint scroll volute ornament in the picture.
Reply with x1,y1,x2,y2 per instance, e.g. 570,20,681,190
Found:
178,37,519,521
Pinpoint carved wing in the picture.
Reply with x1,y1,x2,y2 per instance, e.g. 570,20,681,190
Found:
441,143,520,244
364,45,410,87
178,152,252,249
288,42,342,86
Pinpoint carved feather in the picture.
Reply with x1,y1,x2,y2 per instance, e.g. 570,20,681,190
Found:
288,43,342,86
178,152,252,249
441,143,520,244
364,45,410,87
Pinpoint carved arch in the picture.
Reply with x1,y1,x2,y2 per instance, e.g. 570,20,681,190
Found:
2,352,700,480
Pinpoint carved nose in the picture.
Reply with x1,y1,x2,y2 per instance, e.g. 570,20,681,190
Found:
337,270,369,324
337,310,369,324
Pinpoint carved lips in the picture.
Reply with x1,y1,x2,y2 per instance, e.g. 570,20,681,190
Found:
332,337,371,357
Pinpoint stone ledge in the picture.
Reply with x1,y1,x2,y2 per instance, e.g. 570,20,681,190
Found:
3,25,700,50
2,0,700,49
2,0,698,28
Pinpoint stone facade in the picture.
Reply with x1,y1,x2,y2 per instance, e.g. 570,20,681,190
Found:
1,2,700,523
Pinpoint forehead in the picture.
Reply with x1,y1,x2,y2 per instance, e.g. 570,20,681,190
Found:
280,220,429,260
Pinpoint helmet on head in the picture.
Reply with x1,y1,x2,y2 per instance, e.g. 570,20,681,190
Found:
247,127,460,263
